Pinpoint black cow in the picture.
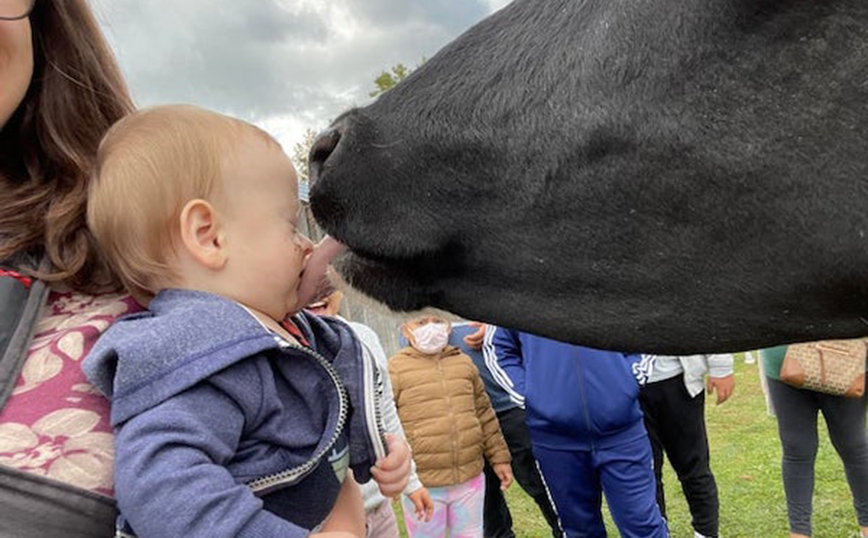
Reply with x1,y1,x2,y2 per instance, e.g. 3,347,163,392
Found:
308,0,868,354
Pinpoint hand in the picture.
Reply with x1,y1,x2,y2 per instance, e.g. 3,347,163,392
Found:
370,433,411,497
407,487,434,522
492,462,513,491
462,322,486,351
707,374,735,405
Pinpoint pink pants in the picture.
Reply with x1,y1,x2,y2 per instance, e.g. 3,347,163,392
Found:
401,473,485,538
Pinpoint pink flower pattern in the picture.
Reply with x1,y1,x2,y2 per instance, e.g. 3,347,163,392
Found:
0,291,140,496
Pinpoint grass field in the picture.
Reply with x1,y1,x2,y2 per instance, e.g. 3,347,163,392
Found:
392,354,859,537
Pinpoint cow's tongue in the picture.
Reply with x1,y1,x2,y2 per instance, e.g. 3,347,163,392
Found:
294,236,347,311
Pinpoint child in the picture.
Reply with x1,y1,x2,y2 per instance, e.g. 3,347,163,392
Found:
307,288,435,537
486,326,668,538
389,315,514,538
83,105,409,538
638,354,735,538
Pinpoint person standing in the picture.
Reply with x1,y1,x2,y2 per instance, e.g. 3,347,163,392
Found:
638,354,735,538
761,345,868,538
488,326,667,538
307,290,434,537
390,316,514,538
448,322,563,538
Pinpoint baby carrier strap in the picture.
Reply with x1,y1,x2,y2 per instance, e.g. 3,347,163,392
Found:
0,261,49,410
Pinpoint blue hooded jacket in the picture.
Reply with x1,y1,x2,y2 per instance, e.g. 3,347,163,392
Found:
83,289,386,538
485,327,654,451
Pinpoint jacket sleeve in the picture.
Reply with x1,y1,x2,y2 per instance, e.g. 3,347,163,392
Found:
360,332,424,495
467,356,511,465
114,383,309,538
627,353,657,386
484,325,526,407
706,353,735,378
387,358,402,408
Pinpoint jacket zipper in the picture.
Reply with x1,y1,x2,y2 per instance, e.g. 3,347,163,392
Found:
574,359,594,450
247,339,349,494
437,357,461,484
358,336,388,460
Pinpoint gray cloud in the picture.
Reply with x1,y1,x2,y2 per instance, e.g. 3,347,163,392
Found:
95,0,503,141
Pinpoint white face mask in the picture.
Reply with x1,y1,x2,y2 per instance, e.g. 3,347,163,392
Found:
410,322,450,355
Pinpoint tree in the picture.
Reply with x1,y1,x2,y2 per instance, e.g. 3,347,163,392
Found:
369,63,413,98
291,128,318,184
293,62,419,185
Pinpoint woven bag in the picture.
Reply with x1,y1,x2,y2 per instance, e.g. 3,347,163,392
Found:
780,339,866,397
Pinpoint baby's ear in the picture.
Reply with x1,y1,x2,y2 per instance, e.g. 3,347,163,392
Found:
179,199,227,270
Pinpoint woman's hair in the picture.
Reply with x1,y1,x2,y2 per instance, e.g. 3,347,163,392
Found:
0,0,134,293
88,105,274,304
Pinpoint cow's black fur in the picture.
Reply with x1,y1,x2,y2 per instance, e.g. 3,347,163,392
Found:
309,0,868,354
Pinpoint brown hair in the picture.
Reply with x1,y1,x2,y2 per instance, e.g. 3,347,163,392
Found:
88,105,276,303
0,0,134,292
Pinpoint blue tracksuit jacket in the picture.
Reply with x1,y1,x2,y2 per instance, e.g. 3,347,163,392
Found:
484,326,653,451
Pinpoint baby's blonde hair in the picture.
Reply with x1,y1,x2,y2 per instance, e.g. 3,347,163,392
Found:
87,104,276,304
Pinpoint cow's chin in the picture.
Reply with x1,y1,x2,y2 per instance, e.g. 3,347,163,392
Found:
333,250,437,312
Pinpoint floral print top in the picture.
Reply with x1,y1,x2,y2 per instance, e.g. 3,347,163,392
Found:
0,290,140,496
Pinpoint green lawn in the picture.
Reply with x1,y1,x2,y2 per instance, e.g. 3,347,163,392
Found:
393,355,859,537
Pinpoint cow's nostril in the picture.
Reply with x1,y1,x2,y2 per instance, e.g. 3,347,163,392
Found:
308,127,342,184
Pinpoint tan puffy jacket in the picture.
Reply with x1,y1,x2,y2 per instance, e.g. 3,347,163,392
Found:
388,345,511,487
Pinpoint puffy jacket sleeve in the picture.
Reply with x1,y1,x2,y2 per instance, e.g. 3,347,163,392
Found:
467,355,511,465
484,325,526,407
387,356,402,408
114,382,309,538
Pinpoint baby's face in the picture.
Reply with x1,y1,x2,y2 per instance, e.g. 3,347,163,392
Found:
218,133,313,319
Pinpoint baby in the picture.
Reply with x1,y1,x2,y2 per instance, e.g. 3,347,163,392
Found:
84,104,408,538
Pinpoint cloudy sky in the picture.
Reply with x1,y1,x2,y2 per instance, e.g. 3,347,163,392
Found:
92,0,511,153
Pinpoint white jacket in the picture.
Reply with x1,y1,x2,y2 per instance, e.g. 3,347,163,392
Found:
644,354,734,398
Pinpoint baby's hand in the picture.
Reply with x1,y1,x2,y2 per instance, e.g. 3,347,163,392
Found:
370,433,411,497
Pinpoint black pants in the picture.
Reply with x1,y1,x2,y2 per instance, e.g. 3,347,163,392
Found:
639,374,719,537
766,376,868,536
482,406,563,538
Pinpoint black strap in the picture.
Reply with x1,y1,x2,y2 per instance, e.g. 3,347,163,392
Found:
0,264,49,411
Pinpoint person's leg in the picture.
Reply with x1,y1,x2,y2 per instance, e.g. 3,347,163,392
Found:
482,458,514,538
533,443,606,538
649,376,719,537
366,500,401,538
446,473,486,538
497,407,563,538
818,381,868,535
599,434,669,538
767,377,820,537
402,484,448,538
638,380,671,522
